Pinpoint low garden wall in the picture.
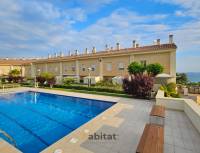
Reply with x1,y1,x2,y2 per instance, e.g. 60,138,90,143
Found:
156,90,200,133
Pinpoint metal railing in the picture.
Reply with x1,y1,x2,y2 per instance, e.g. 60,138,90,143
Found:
188,86,200,94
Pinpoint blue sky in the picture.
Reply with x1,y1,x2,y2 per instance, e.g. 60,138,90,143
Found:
0,0,200,72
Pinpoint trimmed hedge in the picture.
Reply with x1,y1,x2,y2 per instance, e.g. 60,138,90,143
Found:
54,84,124,94
21,82,34,87
0,83,21,89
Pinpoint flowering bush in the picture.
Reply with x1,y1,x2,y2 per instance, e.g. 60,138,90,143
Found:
6,69,24,83
47,77,56,88
123,74,154,99
7,75,24,83
36,76,46,85
36,72,56,87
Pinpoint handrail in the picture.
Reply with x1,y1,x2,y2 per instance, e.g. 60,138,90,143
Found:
0,129,17,147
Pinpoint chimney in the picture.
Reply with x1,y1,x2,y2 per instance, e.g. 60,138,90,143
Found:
85,48,88,54
92,46,96,53
68,51,71,56
60,51,64,57
105,44,109,51
48,54,51,58
75,50,78,55
136,43,139,48
156,39,160,45
116,43,120,50
132,40,137,48
169,34,173,44
54,53,58,58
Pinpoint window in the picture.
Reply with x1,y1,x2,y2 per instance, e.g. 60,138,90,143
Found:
55,67,58,72
106,63,112,71
82,65,86,71
118,62,124,70
91,64,96,71
140,60,147,67
64,66,67,72
49,67,53,72
72,66,75,71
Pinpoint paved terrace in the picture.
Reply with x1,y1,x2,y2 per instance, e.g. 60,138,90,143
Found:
0,88,200,153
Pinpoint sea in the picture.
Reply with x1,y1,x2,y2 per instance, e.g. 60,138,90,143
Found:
186,72,200,83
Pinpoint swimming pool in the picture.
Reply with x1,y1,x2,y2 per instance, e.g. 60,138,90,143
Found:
0,91,115,153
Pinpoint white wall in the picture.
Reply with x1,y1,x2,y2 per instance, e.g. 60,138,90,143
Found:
156,90,200,133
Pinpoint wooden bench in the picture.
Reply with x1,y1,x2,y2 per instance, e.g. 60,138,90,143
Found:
149,105,165,126
136,124,164,153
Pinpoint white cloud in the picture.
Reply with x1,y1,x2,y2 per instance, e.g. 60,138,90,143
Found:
73,0,116,12
155,0,200,18
64,8,87,22
175,10,186,17
25,1,61,20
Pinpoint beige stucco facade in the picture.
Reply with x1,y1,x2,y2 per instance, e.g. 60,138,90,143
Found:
0,65,23,76
0,41,177,83
22,43,177,83
0,59,34,77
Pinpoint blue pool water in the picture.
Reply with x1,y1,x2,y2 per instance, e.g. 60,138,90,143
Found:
0,91,114,153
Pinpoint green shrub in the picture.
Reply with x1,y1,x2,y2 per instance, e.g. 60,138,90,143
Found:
166,82,176,93
63,78,75,85
54,84,124,94
40,72,54,79
170,92,180,98
176,73,188,85
128,62,145,75
96,80,112,86
160,83,179,98
146,63,164,76
21,82,34,87
9,69,21,77
187,82,200,86
7,69,23,83
1,77,6,83
95,80,122,90
36,72,55,87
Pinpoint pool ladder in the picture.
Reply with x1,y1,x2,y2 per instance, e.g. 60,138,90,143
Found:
0,129,17,147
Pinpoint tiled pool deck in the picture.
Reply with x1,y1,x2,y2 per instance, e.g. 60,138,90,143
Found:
0,87,200,153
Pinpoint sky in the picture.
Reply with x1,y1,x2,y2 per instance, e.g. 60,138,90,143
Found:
0,0,200,72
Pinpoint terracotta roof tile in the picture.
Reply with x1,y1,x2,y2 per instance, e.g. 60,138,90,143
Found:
0,43,177,65
34,43,177,63
0,59,36,65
